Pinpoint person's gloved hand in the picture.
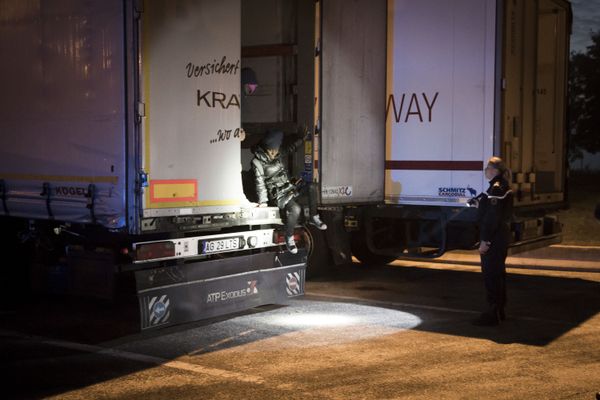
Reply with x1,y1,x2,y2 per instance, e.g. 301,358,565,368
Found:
303,126,312,141
478,241,490,255
296,124,311,141
467,198,479,208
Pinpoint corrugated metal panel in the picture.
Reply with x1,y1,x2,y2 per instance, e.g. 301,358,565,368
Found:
320,0,387,205
0,0,127,228
533,0,568,195
501,0,569,205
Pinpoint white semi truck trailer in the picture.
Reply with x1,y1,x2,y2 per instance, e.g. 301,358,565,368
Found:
0,0,570,328
239,0,569,272
0,0,308,330
308,0,570,269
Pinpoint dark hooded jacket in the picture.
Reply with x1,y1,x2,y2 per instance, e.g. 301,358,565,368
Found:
251,137,303,208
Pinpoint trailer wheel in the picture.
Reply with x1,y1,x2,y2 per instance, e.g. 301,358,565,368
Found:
302,224,331,279
351,232,397,266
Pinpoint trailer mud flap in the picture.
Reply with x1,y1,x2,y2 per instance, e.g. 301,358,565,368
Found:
135,250,307,330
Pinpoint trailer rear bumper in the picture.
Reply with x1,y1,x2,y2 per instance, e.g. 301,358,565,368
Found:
134,250,307,330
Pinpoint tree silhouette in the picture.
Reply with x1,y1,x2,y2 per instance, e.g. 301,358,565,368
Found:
569,31,600,161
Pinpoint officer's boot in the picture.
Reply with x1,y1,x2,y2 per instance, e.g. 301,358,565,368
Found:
471,306,501,326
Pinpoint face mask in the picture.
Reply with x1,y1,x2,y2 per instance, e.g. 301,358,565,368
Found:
244,84,258,95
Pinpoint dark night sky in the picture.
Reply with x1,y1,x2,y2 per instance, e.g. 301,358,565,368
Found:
570,0,600,53
569,0,600,170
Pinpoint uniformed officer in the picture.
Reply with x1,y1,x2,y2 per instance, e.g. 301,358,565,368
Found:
473,156,513,326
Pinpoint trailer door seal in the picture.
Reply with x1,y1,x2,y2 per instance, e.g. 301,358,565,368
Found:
41,182,53,219
0,179,8,216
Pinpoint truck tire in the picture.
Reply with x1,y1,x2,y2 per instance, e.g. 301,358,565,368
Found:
351,231,397,266
303,224,331,279
0,218,32,306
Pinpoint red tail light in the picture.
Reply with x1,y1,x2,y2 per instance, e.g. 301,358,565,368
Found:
273,231,285,244
135,241,175,261
273,230,302,244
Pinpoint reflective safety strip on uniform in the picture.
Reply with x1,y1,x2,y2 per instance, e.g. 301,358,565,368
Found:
483,189,513,200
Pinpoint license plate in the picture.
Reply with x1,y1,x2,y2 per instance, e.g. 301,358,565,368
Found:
201,237,241,254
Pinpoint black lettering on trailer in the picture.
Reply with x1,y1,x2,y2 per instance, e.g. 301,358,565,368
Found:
197,90,211,107
386,91,440,123
196,90,240,109
422,92,439,122
212,92,226,108
54,186,87,197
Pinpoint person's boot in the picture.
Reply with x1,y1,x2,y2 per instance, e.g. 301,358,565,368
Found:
309,214,327,230
285,236,298,254
471,309,501,326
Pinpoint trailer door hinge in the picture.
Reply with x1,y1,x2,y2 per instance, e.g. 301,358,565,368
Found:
139,171,149,189
86,184,97,224
40,182,54,219
314,119,321,135
134,0,144,14
0,179,8,216
136,102,146,124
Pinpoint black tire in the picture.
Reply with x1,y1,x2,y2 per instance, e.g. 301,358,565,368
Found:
302,224,331,279
0,218,31,306
351,231,397,266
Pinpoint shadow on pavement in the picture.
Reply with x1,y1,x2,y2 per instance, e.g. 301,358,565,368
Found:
1,261,599,399
0,296,283,400
319,261,600,346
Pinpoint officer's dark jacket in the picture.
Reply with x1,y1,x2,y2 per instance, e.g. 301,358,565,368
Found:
251,138,302,208
478,175,513,243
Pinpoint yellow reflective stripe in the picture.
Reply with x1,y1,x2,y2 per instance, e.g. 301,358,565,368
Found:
149,180,197,203
146,199,240,209
385,0,395,194
142,0,152,208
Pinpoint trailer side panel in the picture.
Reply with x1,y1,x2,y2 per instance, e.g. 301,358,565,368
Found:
141,0,246,218
385,0,497,207
320,0,387,205
0,0,127,228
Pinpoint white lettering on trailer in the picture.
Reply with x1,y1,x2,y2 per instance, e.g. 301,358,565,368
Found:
206,280,258,303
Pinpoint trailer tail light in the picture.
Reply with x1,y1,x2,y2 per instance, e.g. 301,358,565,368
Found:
273,231,302,245
135,241,175,261
273,231,287,244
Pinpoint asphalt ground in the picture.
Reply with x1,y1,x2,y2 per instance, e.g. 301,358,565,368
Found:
406,245,600,273
1,250,599,400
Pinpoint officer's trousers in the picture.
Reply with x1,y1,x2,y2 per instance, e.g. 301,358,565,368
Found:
480,230,509,312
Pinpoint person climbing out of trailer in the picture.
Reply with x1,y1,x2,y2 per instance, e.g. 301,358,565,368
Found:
251,129,327,254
